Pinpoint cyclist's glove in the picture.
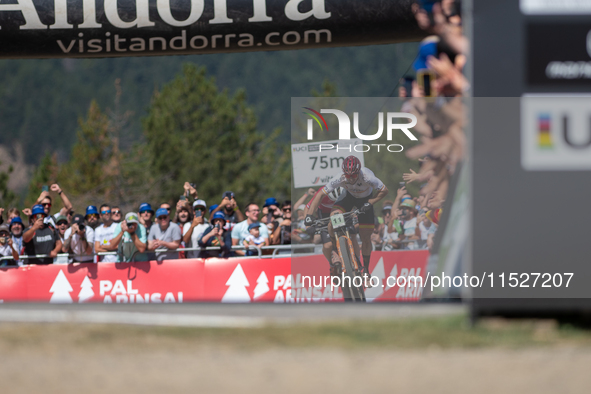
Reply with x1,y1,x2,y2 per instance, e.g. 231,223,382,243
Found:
304,214,314,227
359,202,372,214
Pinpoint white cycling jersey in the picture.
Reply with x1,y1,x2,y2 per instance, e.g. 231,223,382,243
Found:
323,167,385,199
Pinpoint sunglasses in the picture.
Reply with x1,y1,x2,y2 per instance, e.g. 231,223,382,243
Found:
101,210,111,215
33,214,45,220
112,210,121,215
282,208,291,212
195,207,206,211
162,207,171,211
344,173,357,179
57,221,68,226
42,203,52,207
87,214,99,219
157,215,169,220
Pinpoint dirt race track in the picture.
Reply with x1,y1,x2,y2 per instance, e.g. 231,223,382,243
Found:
1,318,591,394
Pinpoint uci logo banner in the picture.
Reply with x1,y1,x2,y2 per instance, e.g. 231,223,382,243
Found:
522,95,591,170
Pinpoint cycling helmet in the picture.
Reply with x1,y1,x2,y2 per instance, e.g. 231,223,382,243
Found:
327,187,345,202
342,155,361,176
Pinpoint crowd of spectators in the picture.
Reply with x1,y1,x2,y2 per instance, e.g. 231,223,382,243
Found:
0,182,293,266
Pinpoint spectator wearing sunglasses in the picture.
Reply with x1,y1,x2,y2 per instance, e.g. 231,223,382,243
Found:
85,205,100,229
138,203,155,236
35,184,73,228
94,204,118,262
23,204,62,265
111,207,123,223
183,200,209,259
270,201,292,246
147,208,182,262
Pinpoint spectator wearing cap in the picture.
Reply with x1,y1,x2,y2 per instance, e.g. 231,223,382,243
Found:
147,207,182,262
35,184,73,228
183,200,210,259
63,214,94,263
85,205,100,229
107,212,148,262
54,215,69,244
94,204,118,263
399,199,421,249
243,222,268,256
138,203,155,236
22,204,62,265
9,216,24,260
198,211,233,258
192,200,208,224
270,201,292,247
210,191,244,230
0,224,19,267
231,203,269,256
111,206,123,223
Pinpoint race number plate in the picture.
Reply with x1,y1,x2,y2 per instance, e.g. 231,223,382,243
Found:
330,213,346,229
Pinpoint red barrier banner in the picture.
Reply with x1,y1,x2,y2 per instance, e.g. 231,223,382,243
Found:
291,250,430,302
0,260,205,303
0,251,429,303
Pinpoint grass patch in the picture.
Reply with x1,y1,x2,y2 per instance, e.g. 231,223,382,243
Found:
2,314,591,352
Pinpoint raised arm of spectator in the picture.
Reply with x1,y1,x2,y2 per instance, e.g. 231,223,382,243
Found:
183,182,198,200
50,184,73,212
233,201,245,222
294,188,316,211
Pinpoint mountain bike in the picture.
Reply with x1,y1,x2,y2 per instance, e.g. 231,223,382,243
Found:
308,209,366,302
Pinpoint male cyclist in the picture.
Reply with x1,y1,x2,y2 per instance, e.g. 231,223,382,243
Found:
306,155,388,280
304,186,346,275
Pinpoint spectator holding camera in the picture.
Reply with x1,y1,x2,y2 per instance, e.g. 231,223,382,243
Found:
62,214,94,263
183,200,210,259
147,208,182,262
210,191,244,230
270,201,292,246
106,212,148,262
0,224,19,266
199,212,233,258
23,205,62,265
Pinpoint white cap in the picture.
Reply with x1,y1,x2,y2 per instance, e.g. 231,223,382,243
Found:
193,199,207,209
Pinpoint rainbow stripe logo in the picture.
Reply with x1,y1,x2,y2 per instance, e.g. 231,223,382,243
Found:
538,113,553,149
303,107,328,139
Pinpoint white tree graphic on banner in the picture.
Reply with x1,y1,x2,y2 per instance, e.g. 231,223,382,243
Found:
222,264,250,303
253,271,270,299
78,276,95,303
49,270,73,303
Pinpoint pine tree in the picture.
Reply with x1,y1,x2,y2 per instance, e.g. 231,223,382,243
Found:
143,64,290,207
24,152,59,207
0,161,17,209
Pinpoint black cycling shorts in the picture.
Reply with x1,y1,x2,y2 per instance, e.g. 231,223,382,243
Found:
332,193,375,229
